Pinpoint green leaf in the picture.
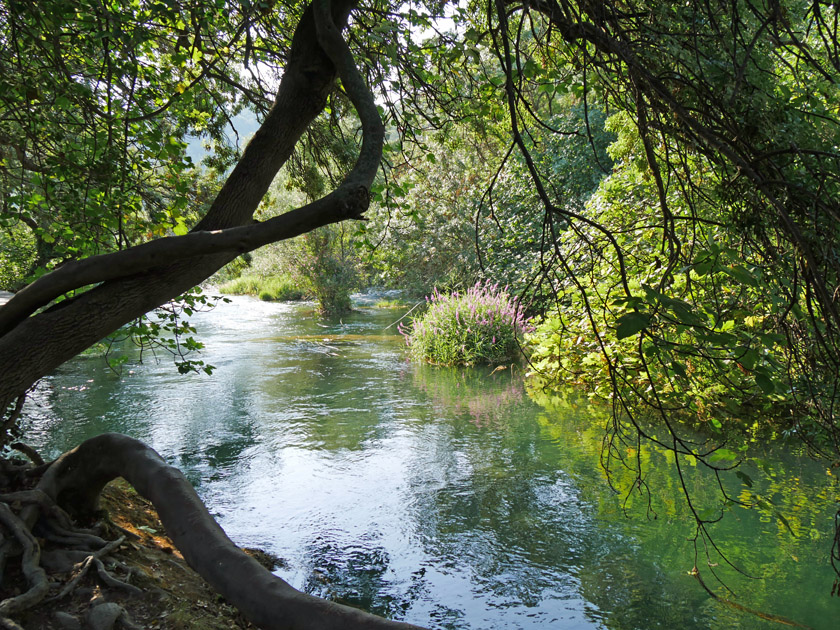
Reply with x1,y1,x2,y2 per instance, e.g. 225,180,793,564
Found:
172,220,188,236
735,470,753,488
708,448,738,462
755,372,775,394
616,312,651,339
670,360,687,378
693,258,714,276
723,264,759,287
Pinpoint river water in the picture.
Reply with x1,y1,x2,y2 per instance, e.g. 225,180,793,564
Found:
20,294,839,629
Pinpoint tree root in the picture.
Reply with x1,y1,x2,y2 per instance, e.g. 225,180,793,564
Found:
93,557,142,596
9,444,43,467
0,616,24,630
0,433,427,629
0,503,49,615
36,433,428,630
48,537,127,602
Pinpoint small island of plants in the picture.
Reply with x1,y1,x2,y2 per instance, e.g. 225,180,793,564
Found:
399,282,532,366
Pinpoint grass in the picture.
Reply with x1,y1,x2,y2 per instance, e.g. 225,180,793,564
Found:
217,274,305,301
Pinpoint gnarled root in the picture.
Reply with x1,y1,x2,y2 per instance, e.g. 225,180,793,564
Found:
0,503,49,615
35,433,427,630
0,457,144,630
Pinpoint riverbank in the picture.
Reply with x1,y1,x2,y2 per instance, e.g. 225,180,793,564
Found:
18,480,272,630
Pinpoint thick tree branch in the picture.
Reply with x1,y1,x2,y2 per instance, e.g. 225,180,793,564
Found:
0,0,383,411
0,0,384,340
0,187,369,337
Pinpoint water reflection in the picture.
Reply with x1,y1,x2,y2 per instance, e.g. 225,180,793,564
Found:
410,365,527,428
20,295,838,630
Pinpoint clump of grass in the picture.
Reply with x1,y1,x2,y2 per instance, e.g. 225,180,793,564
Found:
399,282,531,366
218,274,305,301
217,275,261,295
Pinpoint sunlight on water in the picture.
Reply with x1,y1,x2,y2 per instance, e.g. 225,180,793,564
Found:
21,294,839,630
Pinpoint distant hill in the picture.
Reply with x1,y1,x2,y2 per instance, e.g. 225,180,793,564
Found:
187,108,260,163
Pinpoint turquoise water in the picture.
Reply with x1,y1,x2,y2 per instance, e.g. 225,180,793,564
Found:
21,294,839,629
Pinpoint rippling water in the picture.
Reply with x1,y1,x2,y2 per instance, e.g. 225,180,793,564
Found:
21,293,839,629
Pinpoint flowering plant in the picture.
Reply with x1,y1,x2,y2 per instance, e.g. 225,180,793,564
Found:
399,282,532,366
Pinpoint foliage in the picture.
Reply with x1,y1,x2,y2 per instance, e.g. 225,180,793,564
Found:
0,0,256,278
289,225,358,315
359,127,500,295
400,282,531,366
217,274,305,301
106,287,223,376
0,0,839,611
525,119,794,429
0,224,36,291
359,90,613,309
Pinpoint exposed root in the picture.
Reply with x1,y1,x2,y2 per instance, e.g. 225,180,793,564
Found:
0,616,24,630
38,433,428,630
49,553,96,602
0,503,49,615
48,537,127,602
93,557,142,596
8,445,43,467
0,433,428,629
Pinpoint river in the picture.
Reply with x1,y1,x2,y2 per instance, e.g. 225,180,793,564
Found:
20,293,839,629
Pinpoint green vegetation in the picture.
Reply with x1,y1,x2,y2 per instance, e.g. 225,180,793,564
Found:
522,113,795,429
0,226,36,291
217,274,305,302
400,283,531,366
1,0,840,626
292,225,358,314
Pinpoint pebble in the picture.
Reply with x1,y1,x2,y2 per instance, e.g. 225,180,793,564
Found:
86,602,123,630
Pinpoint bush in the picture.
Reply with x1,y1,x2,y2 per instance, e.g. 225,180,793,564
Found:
218,274,304,301
292,226,357,315
400,282,532,366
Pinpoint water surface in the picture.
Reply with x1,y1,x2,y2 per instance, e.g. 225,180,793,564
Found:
22,294,839,629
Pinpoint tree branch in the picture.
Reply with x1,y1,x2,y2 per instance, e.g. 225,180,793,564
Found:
0,0,382,410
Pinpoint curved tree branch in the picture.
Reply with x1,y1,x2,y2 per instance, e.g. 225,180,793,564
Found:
38,433,427,630
0,0,384,412
0,0,384,339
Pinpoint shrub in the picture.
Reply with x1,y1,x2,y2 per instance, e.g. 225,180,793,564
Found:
400,282,532,366
262,276,305,301
218,274,304,301
292,226,357,315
